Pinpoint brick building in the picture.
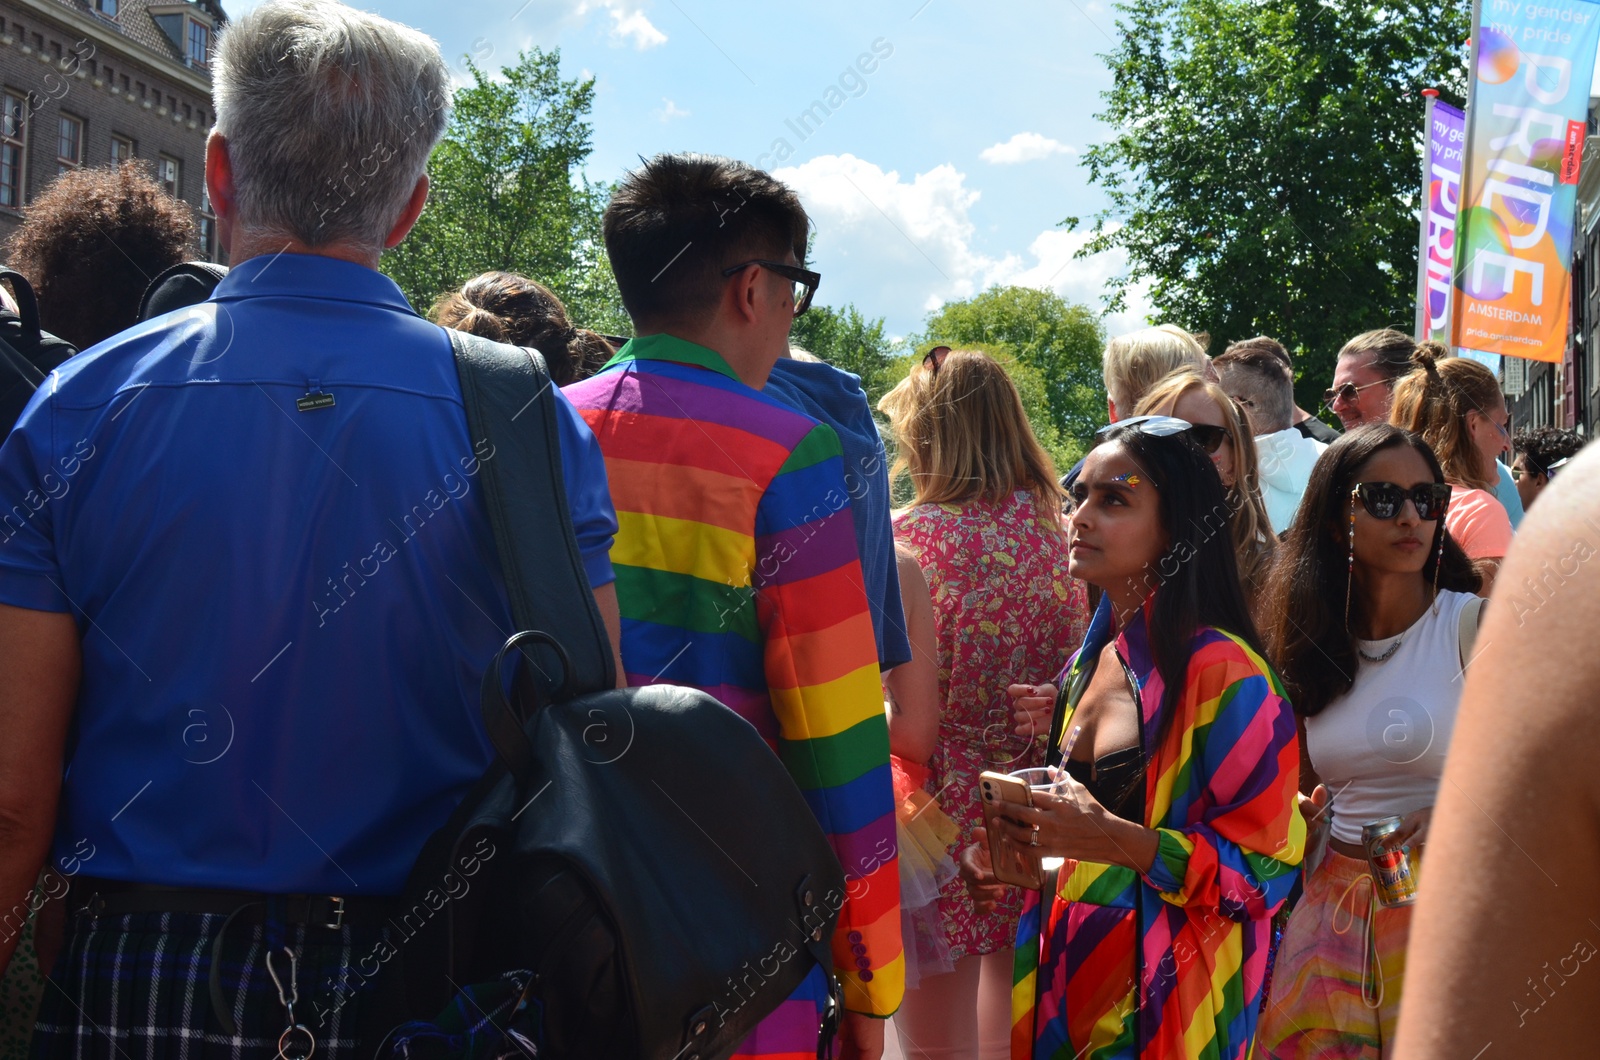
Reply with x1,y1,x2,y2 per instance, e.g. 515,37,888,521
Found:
0,0,224,260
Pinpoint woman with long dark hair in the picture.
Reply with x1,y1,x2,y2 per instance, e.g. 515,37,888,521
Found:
961,417,1303,1060
1258,425,1481,1059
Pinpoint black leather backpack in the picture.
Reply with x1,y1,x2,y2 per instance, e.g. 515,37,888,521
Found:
363,331,848,1060
0,269,76,435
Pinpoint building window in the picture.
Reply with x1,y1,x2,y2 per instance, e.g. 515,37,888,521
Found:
110,135,133,164
56,114,82,175
95,0,118,17
157,155,179,198
1,92,26,208
187,20,209,66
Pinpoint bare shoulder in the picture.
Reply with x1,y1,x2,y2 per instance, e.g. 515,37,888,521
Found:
1475,445,1600,746
1394,447,1600,1059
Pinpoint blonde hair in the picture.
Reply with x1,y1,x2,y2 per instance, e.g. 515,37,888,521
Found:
1102,324,1209,415
878,348,1064,523
1389,346,1504,490
1135,370,1276,597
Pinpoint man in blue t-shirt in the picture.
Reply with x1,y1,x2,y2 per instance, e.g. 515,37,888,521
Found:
0,2,619,1048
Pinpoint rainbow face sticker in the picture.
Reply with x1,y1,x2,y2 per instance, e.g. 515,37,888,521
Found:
1110,472,1142,488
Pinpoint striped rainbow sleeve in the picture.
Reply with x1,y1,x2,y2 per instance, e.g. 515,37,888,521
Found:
754,423,904,1017
1142,633,1305,916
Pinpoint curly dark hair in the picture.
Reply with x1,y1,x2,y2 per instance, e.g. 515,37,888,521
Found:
1513,425,1583,479
432,272,614,387
6,161,197,350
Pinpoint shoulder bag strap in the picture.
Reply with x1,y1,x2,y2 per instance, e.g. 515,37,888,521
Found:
447,328,616,700
1458,594,1486,673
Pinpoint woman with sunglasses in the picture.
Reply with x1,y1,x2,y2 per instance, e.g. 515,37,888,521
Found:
1257,424,1481,1059
1389,349,1513,591
1134,369,1275,607
877,348,1090,1060
961,416,1303,1060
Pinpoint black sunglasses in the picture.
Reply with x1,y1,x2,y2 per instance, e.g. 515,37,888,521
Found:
1095,415,1227,454
1351,481,1451,521
720,259,820,316
922,345,952,373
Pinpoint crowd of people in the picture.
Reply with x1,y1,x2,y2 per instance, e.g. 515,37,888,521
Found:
0,2,1596,1059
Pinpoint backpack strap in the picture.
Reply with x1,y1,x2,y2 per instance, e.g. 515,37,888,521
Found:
447,328,616,699
0,268,42,348
1458,594,1486,673
137,260,229,321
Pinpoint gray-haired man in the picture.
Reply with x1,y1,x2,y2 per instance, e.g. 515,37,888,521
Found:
0,0,620,1052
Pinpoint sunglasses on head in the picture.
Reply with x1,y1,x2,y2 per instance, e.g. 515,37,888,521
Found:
1350,481,1451,521
922,345,951,373
1095,415,1228,454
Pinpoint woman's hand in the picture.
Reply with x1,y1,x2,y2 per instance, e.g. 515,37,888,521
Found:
992,769,1160,873
959,828,1009,914
1007,682,1057,742
1388,805,1433,850
1298,784,1330,826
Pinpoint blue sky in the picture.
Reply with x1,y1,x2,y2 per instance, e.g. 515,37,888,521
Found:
229,0,1153,338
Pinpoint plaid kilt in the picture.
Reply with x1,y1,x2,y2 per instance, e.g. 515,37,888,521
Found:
31,910,386,1060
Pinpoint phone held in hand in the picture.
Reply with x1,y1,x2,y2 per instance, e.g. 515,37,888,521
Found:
980,769,1044,888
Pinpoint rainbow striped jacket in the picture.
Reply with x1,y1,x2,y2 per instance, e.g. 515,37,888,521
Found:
1011,599,1304,1060
564,335,904,1050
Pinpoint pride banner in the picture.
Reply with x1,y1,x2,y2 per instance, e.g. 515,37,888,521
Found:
1453,0,1600,363
1415,96,1466,345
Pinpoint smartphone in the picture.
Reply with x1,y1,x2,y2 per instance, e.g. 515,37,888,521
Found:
979,770,1044,888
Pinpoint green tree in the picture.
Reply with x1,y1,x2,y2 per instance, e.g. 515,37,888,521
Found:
382,49,628,333
918,286,1107,450
1078,0,1468,408
789,302,899,403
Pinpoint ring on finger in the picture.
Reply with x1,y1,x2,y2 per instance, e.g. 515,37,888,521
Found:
1030,823,1041,847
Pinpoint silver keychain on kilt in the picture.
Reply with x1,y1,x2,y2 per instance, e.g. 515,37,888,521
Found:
266,947,315,1060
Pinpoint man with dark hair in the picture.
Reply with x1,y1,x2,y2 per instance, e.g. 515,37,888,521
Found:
6,161,196,351
567,153,902,1060
1225,335,1339,442
1512,425,1583,512
0,1,620,1048
1215,343,1327,533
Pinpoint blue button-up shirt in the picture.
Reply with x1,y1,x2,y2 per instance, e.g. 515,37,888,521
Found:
0,253,616,894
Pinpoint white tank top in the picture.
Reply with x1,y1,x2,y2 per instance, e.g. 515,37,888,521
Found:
1305,590,1474,844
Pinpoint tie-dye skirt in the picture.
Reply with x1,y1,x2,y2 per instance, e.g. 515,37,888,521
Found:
1258,849,1414,1059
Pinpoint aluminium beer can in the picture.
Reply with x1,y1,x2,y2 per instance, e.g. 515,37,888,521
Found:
1362,815,1419,908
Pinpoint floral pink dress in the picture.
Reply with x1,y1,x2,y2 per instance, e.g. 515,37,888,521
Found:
894,490,1089,960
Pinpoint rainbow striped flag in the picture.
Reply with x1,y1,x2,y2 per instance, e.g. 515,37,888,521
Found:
565,334,904,1054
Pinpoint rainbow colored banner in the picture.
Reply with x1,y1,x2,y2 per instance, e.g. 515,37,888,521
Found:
1416,97,1466,346
1453,0,1600,363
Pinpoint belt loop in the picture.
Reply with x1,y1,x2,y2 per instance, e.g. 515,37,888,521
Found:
209,901,262,1037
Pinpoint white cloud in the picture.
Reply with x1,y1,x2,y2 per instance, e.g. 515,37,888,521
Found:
980,132,1075,165
577,0,667,49
656,97,690,122
774,153,1149,335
